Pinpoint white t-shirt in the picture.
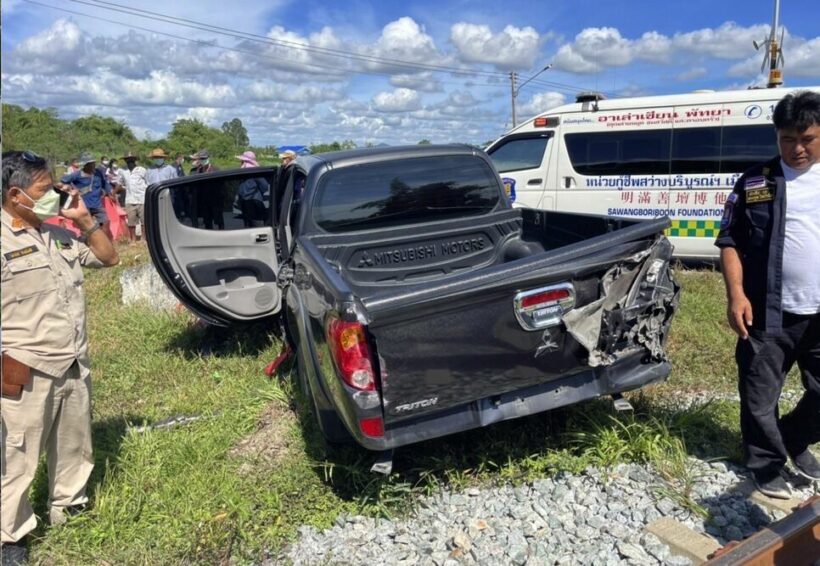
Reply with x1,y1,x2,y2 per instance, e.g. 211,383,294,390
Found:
126,166,148,205
781,160,820,314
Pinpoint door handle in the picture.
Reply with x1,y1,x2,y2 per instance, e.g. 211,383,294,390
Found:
255,233,270,243
527,178,543,185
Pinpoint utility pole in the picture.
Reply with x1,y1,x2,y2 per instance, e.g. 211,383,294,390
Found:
767,0,783,87
509,64,553,129
510,71,518,128
754,0,784,87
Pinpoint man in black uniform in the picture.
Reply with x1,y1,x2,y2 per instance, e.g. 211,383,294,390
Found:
716,90,820,498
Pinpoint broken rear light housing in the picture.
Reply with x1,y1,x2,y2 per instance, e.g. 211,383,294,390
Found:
325,317,377,391
513,283,575,331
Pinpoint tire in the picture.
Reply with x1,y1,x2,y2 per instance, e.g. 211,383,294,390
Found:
295,345,353,445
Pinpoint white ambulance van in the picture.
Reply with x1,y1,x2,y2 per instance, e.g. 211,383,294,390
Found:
485,86,820,260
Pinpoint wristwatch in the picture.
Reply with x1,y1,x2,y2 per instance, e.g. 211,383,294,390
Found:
82,221,101,238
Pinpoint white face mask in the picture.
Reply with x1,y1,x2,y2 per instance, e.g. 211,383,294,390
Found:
17,188,61,221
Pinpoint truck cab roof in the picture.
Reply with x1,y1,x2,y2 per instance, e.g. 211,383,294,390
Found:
299,144,484,174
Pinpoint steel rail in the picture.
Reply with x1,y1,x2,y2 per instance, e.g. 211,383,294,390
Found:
706,495,820,565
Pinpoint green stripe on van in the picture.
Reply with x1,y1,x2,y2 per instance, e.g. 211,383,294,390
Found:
665,220,721,238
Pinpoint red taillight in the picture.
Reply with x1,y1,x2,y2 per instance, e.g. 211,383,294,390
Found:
520,288,570,309
359,417,384,438
326,318,376,391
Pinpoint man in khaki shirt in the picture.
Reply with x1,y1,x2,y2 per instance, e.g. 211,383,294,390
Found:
1,150,118,564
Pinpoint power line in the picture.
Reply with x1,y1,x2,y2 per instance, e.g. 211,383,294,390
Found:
75,0,596,94
68,0,511,80
24,0,591,97
22,0,473,86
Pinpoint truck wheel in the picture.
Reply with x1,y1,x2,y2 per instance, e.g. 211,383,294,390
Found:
295,346,353,445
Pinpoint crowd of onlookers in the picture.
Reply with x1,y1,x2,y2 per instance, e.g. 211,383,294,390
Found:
55,148,296,241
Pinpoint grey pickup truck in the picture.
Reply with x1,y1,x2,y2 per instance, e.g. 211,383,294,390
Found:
145,144,679,466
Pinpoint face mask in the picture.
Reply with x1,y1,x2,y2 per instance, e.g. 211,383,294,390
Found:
102,160,110,167
153,158,165,167
18,187,61,221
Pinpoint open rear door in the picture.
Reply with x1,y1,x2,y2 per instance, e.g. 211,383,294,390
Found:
144,168,282,326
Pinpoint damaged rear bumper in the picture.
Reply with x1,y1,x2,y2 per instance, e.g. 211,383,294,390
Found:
357,352,669,451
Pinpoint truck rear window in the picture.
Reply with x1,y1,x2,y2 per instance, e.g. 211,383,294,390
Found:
313,155,501,232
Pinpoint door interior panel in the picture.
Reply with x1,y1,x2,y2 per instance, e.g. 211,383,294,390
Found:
157,188,281,321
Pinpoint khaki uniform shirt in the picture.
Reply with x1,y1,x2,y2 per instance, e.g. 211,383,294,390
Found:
1,209,103,379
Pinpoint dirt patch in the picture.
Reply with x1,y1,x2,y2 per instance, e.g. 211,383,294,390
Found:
229,401,295,473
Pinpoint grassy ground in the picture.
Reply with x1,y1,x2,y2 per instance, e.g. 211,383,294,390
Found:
24,256,792,564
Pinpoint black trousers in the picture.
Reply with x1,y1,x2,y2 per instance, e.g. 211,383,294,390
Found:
736,311,820,474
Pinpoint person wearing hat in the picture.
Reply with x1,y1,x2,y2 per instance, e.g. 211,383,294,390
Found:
145,148,178,187
122,152,148,242
189,149,218,175
280,150,296,167
189,150,224,229
1,151,118,564
60,152,114,238
234,151,270,227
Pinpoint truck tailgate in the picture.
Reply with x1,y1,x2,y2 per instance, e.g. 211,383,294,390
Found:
363,222,678,424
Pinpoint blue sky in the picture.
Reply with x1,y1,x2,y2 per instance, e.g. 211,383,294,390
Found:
2,0,819,147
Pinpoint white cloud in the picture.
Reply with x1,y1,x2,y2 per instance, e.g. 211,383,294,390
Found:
365,17,444,73
785,37,820,77
390,72,443,92
114,71,236,107
246,82,345,104
175,107,220,125
517,91,566,119
671,22,771,60
11,19,85,74
633,31,673,63
551,22,807,77
677,67,708,81
450,23,541,69
372,88,422,112
552,44,601,74
553,27,671,73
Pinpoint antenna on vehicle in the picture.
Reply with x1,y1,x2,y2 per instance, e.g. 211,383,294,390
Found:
754,0,785,88
575,92,606,112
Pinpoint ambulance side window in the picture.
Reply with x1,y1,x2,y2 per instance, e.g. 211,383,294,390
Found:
671,127,721,174
565,130,671,176
721,125,777,173
488,135,550,173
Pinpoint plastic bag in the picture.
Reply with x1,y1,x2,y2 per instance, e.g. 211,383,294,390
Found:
103,196,129,241
43,216,81,237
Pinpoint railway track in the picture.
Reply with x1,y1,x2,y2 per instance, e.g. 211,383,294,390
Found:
645,492,819,565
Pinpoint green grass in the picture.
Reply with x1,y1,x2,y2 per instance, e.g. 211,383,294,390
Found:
25,257,777,563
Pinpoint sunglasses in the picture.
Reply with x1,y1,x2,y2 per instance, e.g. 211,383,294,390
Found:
20,150,41,162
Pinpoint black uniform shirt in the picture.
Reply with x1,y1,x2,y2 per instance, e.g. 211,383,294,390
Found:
715,157,787,335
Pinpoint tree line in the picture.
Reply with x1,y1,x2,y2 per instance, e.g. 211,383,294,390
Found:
1,104,279,169
2,104,472,170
